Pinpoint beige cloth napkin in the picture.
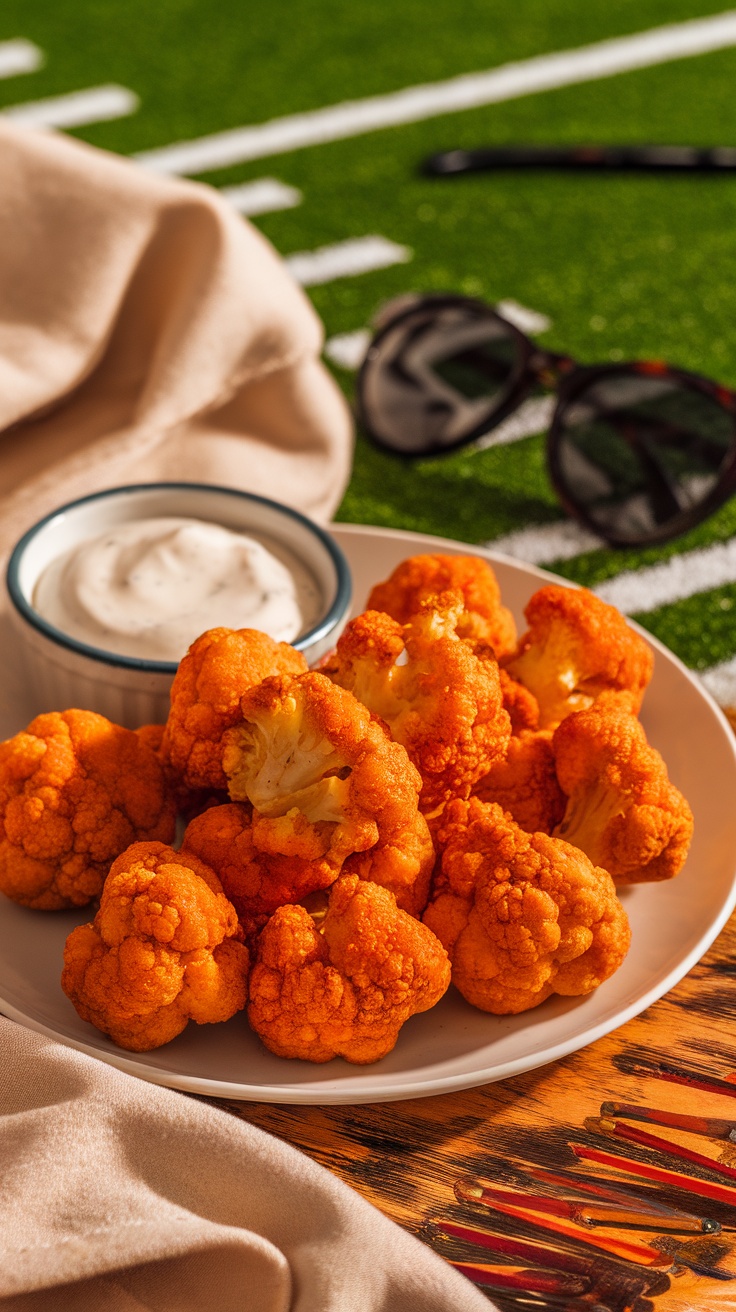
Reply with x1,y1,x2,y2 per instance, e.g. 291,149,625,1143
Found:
0,128,493,1312
0,123,353,560
0,1018,493,1312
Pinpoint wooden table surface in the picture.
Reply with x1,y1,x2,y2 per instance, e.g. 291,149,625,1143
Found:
215,906,736,1312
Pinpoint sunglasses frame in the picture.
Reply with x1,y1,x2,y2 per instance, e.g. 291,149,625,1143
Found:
356,292,736,549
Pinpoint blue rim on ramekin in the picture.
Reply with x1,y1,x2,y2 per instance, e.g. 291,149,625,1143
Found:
6,483,353,673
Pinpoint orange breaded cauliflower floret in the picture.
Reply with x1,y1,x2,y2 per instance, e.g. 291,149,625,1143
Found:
136,723,223,822
62,841,248,1050
367,553,517,658
182,801,340,939
505,585,654,730
161,627,307,792
552,697,694,884
473,731,566,835
498,667,540,735
424,798,630,1014
248,873,450,1063
0,710,176,910
324,594,511,815
222,672,434,916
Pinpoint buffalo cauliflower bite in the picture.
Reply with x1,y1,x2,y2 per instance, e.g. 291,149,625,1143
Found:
182,801,341,938
423,798,630,1014
135,723,223,822
324,594,511,815
341,808,435,918
161,627,307,793
62,841,248,1050
498,668,540,735
367,553,517,658
552,697,694,884
134,723,166,756
248,873,450,1063
473,731,566,834
0,710,176,910
505,585,654,730
221,672,434,915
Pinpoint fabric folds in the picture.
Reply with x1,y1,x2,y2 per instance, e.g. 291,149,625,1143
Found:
0,1018,492,1312
0,123,353,559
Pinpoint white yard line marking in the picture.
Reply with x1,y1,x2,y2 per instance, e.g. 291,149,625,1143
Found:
324,329,372,370
496,300,552,335
286,236,412,287
0,39,43,79
219,177,302,215
134,12,736,175
487,517,602,564
1,84,139,130
594,539,736,615
488,517,736,611
474,396,555,451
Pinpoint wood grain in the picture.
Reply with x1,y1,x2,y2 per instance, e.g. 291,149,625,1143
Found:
206,908,736,1309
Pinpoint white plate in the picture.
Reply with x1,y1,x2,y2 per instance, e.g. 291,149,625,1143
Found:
1,523,735,1105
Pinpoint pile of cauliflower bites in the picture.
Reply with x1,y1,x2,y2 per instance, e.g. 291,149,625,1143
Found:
0,554,694,1061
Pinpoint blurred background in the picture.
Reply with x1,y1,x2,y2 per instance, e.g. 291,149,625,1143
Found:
4,0,736,691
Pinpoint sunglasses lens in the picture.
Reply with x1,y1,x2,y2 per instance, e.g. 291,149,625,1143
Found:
357,301,524,455
552,369,735,544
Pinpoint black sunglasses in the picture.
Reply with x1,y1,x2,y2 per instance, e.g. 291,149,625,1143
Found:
355,293,736,549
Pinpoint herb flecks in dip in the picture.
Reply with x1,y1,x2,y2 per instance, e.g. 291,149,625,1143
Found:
33,517,321,661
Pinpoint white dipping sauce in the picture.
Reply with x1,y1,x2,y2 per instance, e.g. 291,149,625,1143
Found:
33,517,322,661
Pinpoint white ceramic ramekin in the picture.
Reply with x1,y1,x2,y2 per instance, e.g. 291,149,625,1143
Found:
6,483,352,729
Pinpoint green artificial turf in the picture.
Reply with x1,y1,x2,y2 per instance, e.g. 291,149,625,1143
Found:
635,584,736,670
4,0,736,670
